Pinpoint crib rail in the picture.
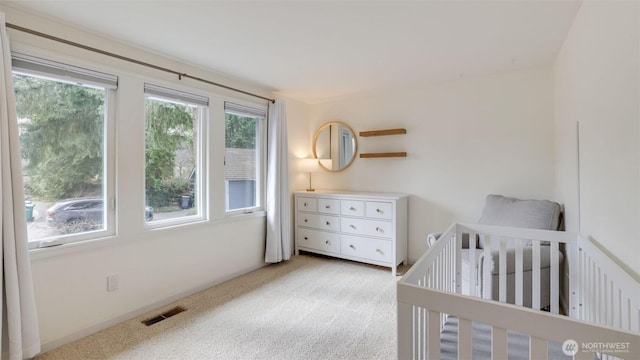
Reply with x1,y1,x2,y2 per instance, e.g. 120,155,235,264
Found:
575,236,640,332
402,223,576,313
398,223,640,359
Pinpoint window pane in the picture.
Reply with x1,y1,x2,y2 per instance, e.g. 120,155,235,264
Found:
225,112,260,211
13,73,107,243
144,95,202,222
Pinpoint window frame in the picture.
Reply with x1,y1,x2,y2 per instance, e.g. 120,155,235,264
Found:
223,101,267,216
143,83,209,229
11,53,117,249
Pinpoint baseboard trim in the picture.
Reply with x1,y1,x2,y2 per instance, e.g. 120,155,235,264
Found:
39,262,267,354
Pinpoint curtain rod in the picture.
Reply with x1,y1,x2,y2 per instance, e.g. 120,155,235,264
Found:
6,22,275,104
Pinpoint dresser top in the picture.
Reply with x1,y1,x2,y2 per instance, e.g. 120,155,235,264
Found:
295,189,408,200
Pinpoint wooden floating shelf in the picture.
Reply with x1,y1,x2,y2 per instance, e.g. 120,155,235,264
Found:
359,128,406,137
360,152,407,158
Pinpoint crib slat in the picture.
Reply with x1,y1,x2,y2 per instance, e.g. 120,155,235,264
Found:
605,274,611,326
427,310,440,360
617,285,627,331
397,301,413,360
568,243,580,319
584,252,590,321
436,243,440,290
491,326,508,359
622,296,630,330
499,238,507,303
469,232,477,296
458,318,472,360
418,307,425,358
550,241,559,314
532,240,541,310
529,336,547,360
455,229,462,295
577,247,585,320
483,236,492,300
587,252,594,322
596,262,601,323
515,240,524,307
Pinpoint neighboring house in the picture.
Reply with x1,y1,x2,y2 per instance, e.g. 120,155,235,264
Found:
224,148,256,210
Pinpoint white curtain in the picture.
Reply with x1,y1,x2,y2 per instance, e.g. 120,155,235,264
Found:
265,98,291,263
0,13,41,360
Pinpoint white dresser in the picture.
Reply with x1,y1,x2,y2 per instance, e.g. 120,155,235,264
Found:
294,190,408,276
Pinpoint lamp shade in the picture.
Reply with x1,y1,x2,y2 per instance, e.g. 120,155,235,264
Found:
300,158,320,173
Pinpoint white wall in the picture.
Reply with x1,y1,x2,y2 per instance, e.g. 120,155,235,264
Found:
294,67,557,262
9,0,640,353
2,6,275,351
554,1,640,275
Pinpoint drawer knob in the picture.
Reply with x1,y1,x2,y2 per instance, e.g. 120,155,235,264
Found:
304,236,308,240
350,207,356,211
325,205,330,209
325,240,331,245
376,208,382,213
349,244,356,250
304,219,308,223
349,224,356,229
376,249,383,254
326,221,331,226
376,227,380,231
304,202,308,207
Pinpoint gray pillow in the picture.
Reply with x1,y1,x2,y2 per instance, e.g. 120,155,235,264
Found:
477,194,562,249
478,194,562,231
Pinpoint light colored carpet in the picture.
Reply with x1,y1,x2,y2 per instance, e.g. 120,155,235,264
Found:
36,254,407,360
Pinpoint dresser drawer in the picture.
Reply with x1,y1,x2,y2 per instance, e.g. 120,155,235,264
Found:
341,235,392,263
298,213,340,232
317,198,340,215
366,201,393,220
340,217,393,239
297,197,317,212
341,200,364,217
294,191,407,276
298,228,340,254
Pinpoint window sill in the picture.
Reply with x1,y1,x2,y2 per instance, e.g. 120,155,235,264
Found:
222,210,266,222
28,212,267,261
28,234,119,261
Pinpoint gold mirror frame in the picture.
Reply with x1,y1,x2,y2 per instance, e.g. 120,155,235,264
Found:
312,121,358,172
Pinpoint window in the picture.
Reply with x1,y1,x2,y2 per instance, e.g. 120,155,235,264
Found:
12,54,116,248
144,84,207,225
224,102,266,213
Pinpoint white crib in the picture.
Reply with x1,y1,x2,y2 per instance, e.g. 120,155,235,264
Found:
397,223,640,359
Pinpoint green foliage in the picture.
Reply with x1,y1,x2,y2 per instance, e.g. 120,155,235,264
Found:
14,73,257,208
14,74,105,200
225,113,256,149
145,177,193,208
144,99,195,207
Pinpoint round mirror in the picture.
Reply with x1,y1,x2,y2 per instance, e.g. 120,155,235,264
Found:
312,122,358,172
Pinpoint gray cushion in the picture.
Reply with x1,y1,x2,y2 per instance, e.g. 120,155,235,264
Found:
478,194,561,231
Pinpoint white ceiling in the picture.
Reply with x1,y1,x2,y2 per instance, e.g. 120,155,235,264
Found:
4,1,581,103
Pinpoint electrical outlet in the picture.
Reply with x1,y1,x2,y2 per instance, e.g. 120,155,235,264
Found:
107,274,119,292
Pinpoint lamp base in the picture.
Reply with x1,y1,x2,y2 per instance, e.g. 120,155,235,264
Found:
306,172,315,192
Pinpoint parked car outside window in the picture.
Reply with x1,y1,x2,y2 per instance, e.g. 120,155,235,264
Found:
46,198,153,233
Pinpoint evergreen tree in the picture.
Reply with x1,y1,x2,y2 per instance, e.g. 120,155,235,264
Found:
14,74,105,200
144,100,195,207
225,114,256,149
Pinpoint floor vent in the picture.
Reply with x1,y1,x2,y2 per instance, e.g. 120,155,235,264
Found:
142,306,186,326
